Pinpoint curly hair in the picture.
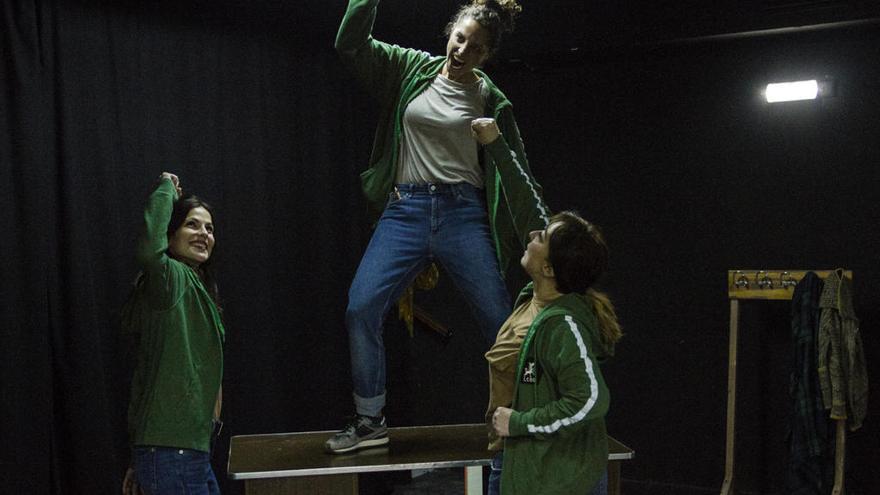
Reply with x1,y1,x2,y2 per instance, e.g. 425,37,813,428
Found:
445,0,522,57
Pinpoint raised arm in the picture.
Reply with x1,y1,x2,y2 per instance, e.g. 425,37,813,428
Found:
335,0,432,101
476,110,551,247
334,0,380,58
137,175,178,267
135,174,188,309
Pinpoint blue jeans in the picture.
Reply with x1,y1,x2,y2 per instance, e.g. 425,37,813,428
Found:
488,451,504,495
488,450,608,495
591,468,609,495
347,183,511,416
134,447,220,495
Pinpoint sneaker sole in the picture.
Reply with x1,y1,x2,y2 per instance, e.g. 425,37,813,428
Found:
327,435,389,454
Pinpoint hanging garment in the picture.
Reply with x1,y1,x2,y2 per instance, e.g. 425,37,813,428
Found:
786,271,833,495
818,269,868,431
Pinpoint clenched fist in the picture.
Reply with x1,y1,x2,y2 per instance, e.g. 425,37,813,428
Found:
471,118,501,145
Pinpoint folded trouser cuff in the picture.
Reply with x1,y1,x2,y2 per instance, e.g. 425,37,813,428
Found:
353,391,386,418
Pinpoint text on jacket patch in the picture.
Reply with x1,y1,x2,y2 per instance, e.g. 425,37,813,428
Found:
521,360,538,384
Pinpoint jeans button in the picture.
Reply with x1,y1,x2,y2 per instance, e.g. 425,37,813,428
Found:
429,184,436,192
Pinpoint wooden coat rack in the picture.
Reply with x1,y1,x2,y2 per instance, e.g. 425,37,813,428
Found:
721,269,851,495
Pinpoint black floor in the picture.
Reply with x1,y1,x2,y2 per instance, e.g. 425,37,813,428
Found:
360,468,482,494
392,469,466,494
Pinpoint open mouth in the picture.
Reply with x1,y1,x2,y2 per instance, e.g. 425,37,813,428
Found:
191,242,207,251
449,55,465,70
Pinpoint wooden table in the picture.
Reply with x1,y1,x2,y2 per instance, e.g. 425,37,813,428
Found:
228,423,634,494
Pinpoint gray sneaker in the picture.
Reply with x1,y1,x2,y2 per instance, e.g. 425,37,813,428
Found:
325,415,389,454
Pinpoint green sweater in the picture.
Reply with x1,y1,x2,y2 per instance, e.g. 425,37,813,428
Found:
502,286,611,494
124,180,225,452
335,0,550,272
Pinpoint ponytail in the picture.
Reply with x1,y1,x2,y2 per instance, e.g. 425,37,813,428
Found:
586,288,623,352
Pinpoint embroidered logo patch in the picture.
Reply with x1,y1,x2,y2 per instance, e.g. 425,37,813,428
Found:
520,360,538,384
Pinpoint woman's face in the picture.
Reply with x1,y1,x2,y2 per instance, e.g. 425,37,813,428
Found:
168,206,215,267
521,222,561,279
444,17,491,82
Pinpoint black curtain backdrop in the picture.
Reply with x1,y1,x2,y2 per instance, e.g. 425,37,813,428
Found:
2,1,377,493
2,1,880,494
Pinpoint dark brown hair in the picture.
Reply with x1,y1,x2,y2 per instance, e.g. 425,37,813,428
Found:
167,194,221,310
547,211,608,294
547,211,622,345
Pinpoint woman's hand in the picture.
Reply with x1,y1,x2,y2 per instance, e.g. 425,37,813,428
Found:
122,466,142,495
159,172,183,197
492,406,513,437
471,118,501,145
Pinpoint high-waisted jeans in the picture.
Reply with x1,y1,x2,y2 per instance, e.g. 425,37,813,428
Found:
346,183,512,416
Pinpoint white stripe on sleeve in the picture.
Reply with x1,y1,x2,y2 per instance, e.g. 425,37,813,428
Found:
526,315,599,434
507,148,550,226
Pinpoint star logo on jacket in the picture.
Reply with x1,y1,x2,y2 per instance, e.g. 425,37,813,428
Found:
521,360,538,384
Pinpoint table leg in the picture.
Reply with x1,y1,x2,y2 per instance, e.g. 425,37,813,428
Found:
608,460,621,495
464,465,483,494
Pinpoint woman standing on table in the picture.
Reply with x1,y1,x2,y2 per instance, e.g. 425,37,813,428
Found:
488,211,622,494
121,172,224,495
327,0,549,454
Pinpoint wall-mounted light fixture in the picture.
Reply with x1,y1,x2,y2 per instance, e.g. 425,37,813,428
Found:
764,79,835,103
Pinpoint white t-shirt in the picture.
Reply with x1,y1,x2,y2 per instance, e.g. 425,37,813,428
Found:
396,75,486,186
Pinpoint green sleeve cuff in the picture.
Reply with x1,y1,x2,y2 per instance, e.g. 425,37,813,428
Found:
484,135,512,165
508,410,528,437
156,177,178,199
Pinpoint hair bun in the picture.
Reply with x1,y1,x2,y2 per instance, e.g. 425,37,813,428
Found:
473,0,521,35
447,0,521,54
477,0,522,15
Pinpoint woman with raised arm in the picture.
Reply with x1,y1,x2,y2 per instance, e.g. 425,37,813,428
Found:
121,173,224,495
327,0,550,454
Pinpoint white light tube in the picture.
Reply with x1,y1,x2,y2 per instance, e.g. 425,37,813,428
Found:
765,80,819,103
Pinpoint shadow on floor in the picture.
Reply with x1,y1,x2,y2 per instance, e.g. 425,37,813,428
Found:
360,468,487,494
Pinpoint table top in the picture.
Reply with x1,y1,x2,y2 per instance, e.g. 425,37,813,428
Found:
228,423,634,480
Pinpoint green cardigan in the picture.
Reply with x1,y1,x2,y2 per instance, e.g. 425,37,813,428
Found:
335,0,550,273
124,179,225,452
502,286,611,494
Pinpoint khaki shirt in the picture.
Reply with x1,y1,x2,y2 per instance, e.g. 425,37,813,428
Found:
485,297,547,451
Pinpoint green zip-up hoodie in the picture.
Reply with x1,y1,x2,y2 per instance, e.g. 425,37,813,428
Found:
502,285,611,494
123,179,225,452
335,0,550,273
